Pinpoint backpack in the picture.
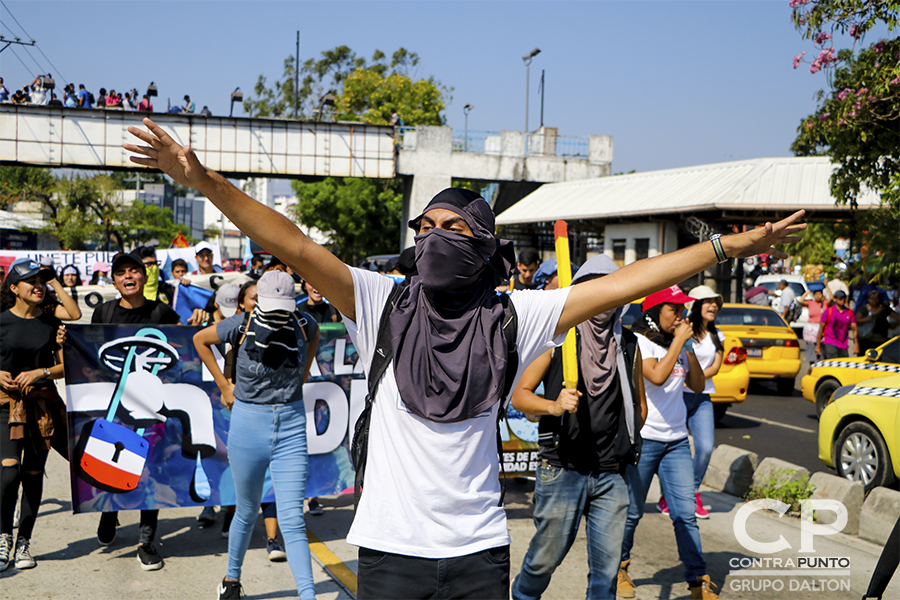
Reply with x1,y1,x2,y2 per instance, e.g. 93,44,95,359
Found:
786,298,802,324
350,285,518,510
88,91,95,105
224,311,315,383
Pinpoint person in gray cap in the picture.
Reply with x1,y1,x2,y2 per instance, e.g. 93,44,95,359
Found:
511,255,647,600
194,270,319,600
126,117,805,599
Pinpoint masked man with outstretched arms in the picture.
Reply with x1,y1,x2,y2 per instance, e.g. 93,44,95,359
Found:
126,118,804,600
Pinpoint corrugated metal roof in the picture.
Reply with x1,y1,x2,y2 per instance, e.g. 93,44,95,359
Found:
495,157,882,225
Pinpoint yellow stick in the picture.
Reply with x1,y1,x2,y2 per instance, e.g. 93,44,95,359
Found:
554,220,578,390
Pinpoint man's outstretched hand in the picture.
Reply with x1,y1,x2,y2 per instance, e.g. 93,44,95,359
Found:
724,210,807,260
125,118,210,190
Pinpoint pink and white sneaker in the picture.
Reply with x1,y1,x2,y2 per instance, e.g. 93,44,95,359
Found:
695,493,710,519
656,496,669,516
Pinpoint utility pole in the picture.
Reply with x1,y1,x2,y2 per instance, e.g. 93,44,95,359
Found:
539,69,545,128
295,31,300,118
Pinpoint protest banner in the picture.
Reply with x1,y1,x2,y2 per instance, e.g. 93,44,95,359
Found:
63,319,539,515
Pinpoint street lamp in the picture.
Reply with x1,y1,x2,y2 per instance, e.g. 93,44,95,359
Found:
522,48,540,135
230,87,243,117
463,104,473,152
146,82,158,98
317,92,336,121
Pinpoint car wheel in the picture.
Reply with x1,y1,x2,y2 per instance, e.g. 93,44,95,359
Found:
713,404,729,424
834,422,897,492
776,378,795,396
815,379,840,417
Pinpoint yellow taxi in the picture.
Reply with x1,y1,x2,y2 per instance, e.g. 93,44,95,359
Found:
622,303,750,421
818,373,900,491
714,303,801,395
802,336,900,417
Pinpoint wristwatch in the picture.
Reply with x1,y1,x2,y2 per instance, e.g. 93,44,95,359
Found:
42,367,51,378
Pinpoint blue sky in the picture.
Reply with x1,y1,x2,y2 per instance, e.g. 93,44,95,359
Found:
2,1,886,177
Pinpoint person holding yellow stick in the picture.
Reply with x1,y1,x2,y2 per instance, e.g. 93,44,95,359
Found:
510,255,647,600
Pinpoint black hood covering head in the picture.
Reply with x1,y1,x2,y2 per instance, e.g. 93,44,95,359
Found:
389,188,516,423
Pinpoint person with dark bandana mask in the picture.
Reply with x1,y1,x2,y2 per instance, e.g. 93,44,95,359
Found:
510,255,648,600
125,117,807,600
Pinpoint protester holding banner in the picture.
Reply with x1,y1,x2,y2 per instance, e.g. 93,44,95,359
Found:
0,259,68,571
194,270,319,600
91,251,183,571
126,117,804,599
619,287,718,600
193,241,224,275
511,255,647,600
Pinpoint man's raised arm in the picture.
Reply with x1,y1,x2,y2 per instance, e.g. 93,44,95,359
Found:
125,118,356,320
555,214,806,335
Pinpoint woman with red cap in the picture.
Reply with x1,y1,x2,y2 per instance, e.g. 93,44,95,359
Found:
618,286,718,600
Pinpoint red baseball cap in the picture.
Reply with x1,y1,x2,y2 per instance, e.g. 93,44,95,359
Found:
642,285,696,312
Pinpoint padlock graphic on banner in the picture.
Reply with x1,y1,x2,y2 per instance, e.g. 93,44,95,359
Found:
75,418,150,493
73,328,180,494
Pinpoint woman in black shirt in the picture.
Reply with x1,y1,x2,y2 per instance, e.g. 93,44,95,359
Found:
0,259,67,572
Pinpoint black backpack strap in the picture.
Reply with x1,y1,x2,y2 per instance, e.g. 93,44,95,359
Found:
226,312,252,383
496,294,518,506
351,283,405,511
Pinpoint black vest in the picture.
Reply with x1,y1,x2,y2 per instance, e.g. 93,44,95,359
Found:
539,326,641,473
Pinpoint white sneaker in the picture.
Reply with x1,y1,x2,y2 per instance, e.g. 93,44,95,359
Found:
14,536,35,569
0,533,12,572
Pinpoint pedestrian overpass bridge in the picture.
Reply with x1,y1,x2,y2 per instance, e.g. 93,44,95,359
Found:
0,104,396,179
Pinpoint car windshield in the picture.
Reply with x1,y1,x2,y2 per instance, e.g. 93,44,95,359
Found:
717,306,788,327
757,281,806,297
879,338,899,364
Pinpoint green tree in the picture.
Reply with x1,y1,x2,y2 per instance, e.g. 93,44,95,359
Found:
244,46,449,259
290,177,402,264
790,0,899,280
0,165,55,212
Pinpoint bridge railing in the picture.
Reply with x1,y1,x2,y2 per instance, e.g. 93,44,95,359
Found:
400,127,589,159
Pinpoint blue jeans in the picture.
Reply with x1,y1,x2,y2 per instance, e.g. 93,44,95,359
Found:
226,400,314,600
683,392,714,492
621,437,706,583
512,466,628,600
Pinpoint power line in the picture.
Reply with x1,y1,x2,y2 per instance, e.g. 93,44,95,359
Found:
8,47,33,76
1,0,34,39
34,44,68,84
1,1,69,85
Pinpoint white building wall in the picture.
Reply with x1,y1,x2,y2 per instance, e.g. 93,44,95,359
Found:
602,221,679,265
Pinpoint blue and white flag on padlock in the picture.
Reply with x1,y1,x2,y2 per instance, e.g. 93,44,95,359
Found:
77,419,149,494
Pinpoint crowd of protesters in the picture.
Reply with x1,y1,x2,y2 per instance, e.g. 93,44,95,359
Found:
5,115,899,599
0,74,208,115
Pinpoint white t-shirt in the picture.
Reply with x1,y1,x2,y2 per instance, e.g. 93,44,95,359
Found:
343,268,570,558
636,333,690,442
693,330,726,394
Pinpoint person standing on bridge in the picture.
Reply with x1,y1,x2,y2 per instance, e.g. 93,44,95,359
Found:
125,116,804,599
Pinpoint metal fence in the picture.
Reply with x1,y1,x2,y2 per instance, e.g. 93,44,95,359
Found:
400,127,589,159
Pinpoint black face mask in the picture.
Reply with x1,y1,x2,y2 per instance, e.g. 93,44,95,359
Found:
414,229,497,292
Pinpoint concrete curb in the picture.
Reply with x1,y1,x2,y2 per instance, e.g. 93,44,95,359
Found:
859,486,900,545
809,472,864,535
704,444,759,497
752,457,810,489
711,442,900,547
